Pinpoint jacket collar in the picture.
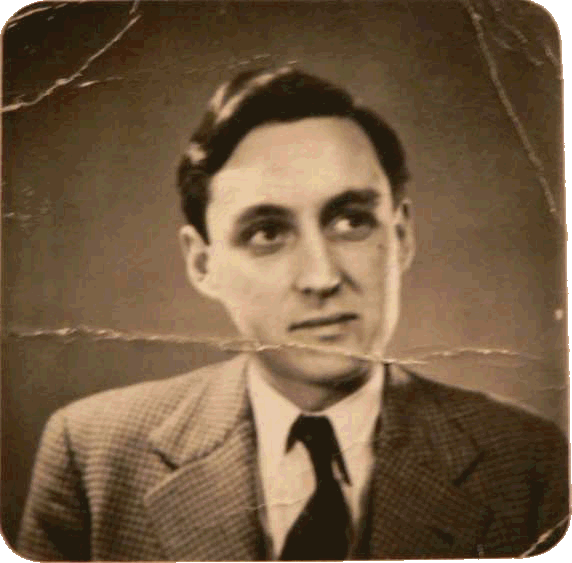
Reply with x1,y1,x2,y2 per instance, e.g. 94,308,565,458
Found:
145,354,265,560
147,354,251,467
144,357,492,560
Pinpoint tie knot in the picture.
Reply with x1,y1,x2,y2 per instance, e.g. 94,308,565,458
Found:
286,415,350,484
287,415,333,449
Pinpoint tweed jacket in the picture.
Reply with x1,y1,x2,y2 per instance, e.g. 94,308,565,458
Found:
18,354,569,560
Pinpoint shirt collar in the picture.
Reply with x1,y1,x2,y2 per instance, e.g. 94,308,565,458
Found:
324,362,384,468
247,356,384,482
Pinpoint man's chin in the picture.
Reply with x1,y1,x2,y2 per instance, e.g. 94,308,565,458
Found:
258,344,370,386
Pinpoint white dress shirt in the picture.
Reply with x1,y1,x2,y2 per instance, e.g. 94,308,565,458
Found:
247,358,384,557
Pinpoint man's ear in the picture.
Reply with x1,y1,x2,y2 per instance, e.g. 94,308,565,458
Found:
179,225,219,300
394,198,415,272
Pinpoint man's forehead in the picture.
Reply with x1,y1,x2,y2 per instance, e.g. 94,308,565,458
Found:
219,116,379,169
208,116,389,215
209,166,388,219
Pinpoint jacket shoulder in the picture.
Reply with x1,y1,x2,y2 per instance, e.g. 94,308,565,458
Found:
408,369,567,453
407,370,569,555
52,356,241,452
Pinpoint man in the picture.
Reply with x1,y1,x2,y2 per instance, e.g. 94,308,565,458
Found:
18,67,568,560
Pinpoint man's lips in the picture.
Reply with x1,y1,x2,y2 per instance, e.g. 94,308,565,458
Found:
289,313,359,331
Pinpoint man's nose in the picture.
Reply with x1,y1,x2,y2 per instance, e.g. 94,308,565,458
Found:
294,233,342,298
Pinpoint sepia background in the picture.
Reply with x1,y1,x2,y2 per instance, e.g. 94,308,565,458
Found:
1,0,566,547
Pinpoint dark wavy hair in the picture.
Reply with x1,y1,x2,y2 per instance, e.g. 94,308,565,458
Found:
177,66,409,242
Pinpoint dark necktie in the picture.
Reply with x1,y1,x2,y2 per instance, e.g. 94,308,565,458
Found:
279,415,351,561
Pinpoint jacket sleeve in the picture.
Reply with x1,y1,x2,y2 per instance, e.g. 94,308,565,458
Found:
17,410,91,561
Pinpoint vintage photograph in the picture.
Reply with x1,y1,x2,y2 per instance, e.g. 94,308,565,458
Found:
2,1,568,560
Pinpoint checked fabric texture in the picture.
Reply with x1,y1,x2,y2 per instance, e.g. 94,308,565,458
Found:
17,355,569,561
280,415,351,560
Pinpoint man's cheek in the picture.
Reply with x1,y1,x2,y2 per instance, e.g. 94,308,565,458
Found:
229,298,287,343
339,243,387,286
221,267,284,305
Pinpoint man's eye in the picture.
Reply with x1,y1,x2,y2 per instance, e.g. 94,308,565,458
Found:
328,212,377,241
243,223,291,254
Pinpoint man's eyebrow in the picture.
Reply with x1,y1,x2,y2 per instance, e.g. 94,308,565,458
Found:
234,204,292,225
320,188,380,223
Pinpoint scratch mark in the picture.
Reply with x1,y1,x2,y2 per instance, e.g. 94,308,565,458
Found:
460,0,559,220
68,53,275,92
516,384,569,395
130,0,140,15
485,0,552,68
488,30,542,66
3,212,32,222
493,11,529,47
398,346,542,363
481,0,559,68
543,42,560,70
518,515,570,557
77,76,125,89
8,53,280,100
2,15,141,114
8,325,255,351
7,325,549,366
181,53,275,76
77,80,104,89
6,6,53,28
3,185,41,232
489,30,514,51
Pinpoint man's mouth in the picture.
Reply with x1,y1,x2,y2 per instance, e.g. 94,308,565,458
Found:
289,313,359,331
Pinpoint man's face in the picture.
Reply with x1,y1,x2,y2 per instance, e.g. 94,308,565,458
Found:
182,117,414,385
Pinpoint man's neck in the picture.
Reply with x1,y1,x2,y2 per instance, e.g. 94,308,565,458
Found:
250,353,373,412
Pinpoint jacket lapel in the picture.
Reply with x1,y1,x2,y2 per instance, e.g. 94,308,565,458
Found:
367,365,493,558
144,354,265,561
143,357,493,560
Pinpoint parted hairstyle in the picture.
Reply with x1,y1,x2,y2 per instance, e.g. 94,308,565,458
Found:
177,66,409,242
